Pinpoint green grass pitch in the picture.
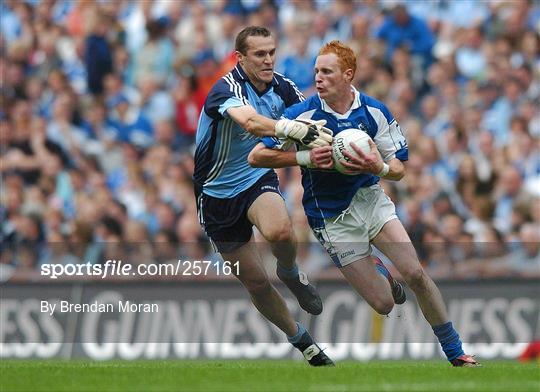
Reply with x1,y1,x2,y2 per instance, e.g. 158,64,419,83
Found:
1,360,539,391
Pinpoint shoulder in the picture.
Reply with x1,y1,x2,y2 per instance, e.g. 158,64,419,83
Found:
284,95,321,119
360,93,388,111
376,18,393,34
207,72,241,97
272,72,305,105
361,93,394,123
273,72,299,89
204,71,249,114
411,15,429,27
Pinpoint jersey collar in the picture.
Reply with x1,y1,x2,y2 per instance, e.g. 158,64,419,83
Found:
318,86,361,119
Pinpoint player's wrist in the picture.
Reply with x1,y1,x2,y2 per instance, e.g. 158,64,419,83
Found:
296,150,312,167
377,162,390,177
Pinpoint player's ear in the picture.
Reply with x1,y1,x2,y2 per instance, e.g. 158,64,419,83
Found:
344,68,354,82
235,51,244,65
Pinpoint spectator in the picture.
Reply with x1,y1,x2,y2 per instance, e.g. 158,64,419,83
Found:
138,73,175,124
420,94,446,138
46,93,87,156
482,76,524,146
32,31,63,82
133,18,174,86
455,27,487,80
84,11,113,95
455,154,494,212
490,224,540,278
375,4,435,69
106,93,154,149
153,229,179,264
277,29,316,94
192,49,222,98
0,0,22,44
154,119,182,152
494,166,525,234
173,66,205,148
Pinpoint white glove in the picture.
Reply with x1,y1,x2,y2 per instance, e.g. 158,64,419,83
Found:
275,119,333,148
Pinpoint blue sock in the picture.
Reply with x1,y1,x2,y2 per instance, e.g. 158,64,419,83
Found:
287,322,306,344
432,322,465,361
277,263,299,279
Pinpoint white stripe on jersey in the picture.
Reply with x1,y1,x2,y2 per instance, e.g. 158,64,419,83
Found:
196,193,205,225
306,169,326,221
206,119,233,183
223,73,235,97
224,73,249,105
274,72,306,102
296,109,317,120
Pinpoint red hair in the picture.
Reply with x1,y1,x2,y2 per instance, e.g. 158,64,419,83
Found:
318,40,357,78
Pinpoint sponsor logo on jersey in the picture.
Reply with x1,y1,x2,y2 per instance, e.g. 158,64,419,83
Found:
338,121,353,128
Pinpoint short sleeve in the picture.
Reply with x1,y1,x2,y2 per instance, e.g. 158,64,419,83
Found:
365,98,408,162
204,77,249,120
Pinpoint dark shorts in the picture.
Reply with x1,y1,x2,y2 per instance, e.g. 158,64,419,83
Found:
196,171,282,253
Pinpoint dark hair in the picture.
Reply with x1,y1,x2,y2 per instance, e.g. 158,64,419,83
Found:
156,229,179,245
235,26,272,55
112,199,128,216
100,215,123,237
146,19,166,40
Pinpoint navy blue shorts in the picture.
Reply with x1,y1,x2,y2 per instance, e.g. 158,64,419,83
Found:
196,171,282,253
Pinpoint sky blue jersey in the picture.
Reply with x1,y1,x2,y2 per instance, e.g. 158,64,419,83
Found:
262,87,408,219
193,64,304,198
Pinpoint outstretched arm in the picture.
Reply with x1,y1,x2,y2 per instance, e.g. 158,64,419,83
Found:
227,106,333,148
248,142,334,169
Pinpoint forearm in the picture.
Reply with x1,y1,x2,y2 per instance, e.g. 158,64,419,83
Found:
227,106,277,137
243,114,278,137
248,144,298,168
380,158,405,181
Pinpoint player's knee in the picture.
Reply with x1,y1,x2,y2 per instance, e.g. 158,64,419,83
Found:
264,225,293,244
373,298,394,315
245,278,272,297
403,267,426,291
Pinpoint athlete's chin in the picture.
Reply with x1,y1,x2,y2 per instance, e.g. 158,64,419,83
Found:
259,74,274,83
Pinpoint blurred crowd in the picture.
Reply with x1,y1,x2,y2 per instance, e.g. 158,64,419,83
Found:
1,0,539,282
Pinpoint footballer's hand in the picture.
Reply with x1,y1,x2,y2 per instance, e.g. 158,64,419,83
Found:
340,139,384,175
296,146,333,169
275,119,333,148
310,146,334,169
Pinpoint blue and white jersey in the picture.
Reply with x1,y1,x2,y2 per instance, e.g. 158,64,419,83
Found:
193,64,304,198
263,87,408,219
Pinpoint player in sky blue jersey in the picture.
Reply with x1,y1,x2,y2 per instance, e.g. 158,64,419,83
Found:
193,26,333,366
249,40,479,367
